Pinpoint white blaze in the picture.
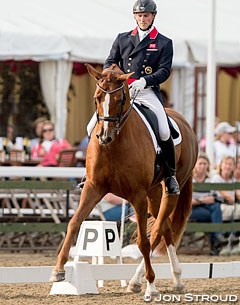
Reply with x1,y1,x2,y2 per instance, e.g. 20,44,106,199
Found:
103,94,110,132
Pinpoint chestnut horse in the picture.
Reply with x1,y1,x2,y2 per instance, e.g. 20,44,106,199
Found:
51,64,198,297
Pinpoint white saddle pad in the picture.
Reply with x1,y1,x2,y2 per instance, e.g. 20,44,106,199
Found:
133,104,182,153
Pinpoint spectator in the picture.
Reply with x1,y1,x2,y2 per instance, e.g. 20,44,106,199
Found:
30,117,47,149
189,152,224,255
212,156,240,255
3,124,15,152
234,156,240,255
6,123,15,146
31,120,71,166
213,122,236,168
97,193,132,222
199,116,220,152
236,122,240,157
234,156,240,181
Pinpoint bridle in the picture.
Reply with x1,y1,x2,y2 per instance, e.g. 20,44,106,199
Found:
95,81,133,135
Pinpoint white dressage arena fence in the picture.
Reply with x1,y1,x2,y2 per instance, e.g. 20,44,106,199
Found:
0,220,240,295
0,166,86,178
1,262,240,295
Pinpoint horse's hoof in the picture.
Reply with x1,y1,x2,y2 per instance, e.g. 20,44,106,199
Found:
126,282,142,293
49,270,65,282
149,290,159,296
173,283,184,292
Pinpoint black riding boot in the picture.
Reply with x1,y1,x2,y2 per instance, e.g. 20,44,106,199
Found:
160,137,180,194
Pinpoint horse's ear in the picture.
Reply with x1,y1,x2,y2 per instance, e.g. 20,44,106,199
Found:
117,72,135,82
85,63,102,80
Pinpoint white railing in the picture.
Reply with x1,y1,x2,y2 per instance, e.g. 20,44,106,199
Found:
0,166,86,178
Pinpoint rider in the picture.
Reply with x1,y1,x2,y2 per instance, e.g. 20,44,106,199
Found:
103,0,180,194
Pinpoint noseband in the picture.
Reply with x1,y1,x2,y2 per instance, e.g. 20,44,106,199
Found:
95,81,133,134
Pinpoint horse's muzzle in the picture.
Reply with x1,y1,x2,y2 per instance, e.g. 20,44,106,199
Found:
96,126,115,145
96,133,113,145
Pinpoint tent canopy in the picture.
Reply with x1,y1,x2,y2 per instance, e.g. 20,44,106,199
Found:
1,0,239,66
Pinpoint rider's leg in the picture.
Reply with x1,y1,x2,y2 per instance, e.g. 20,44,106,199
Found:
87,112,97,136
159,136,180,194
134,89,179,194
77,112,97,190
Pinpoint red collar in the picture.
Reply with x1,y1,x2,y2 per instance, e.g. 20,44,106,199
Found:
131,27,138,36
149,27,158,39
131,26,158,39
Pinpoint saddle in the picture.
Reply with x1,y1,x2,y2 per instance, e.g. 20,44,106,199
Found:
133,103,179,143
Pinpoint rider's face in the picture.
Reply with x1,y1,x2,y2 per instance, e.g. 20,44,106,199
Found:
134,12,155,30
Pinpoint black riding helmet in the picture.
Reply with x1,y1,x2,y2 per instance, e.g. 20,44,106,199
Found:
133,0,157,14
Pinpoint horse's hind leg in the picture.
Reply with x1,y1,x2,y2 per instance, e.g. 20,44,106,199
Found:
127,258,145,293
164,219,184,291
50,181,105,282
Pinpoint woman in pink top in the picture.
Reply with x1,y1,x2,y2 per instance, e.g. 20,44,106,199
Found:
31,121,71,166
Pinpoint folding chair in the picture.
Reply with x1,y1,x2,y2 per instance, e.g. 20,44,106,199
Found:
57,148,77,167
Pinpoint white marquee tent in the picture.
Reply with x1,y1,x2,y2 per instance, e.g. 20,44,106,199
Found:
1,0,239,137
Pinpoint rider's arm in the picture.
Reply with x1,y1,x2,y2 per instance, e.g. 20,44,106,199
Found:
103,34,121,69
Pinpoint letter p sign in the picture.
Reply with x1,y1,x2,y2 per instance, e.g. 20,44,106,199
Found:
75,221,121,257
83,228,98,250
105,228,115,251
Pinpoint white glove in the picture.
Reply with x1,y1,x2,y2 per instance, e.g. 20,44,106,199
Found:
129,77,146,97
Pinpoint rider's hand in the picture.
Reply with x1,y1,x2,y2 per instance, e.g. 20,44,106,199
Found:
130,78,146,97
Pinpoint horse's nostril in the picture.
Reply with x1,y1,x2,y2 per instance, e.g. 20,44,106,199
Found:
99,136,112,145
96,134,99,139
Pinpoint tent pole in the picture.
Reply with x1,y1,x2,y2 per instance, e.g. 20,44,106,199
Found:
206,0,216,165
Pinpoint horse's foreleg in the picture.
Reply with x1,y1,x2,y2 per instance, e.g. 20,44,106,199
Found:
164,220,184,291
127,199,158,298
50,181,105,282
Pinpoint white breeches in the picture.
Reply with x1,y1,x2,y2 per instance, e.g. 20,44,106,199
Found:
87,87,170,141
87,112,98,136
132,87,170,141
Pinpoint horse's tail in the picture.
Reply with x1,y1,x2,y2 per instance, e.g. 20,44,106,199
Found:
148,175,193,255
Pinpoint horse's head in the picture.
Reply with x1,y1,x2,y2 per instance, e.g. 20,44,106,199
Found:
86,63,134,145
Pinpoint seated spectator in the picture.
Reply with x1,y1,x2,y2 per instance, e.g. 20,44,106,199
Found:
213,122,236,168
236,121,240,154
212,156,240,221
2,123,15,155
234,155,240,202
189,152,223,255
30,117,47,149
212,156,240,255
234,156,240,182
31,120,72,166
97,193,132,222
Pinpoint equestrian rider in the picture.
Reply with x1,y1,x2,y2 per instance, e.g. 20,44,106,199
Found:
103,0,179,194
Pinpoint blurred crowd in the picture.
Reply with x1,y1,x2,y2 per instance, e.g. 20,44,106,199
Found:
191,120,240,255
0,118,74,166
1,116,240,256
